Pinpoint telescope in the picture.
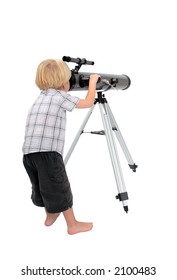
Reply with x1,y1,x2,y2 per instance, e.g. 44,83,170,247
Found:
62,56,131,92
63,56,137,214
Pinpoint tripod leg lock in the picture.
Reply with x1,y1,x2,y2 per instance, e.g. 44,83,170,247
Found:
129,163,138,172
116,192,129,201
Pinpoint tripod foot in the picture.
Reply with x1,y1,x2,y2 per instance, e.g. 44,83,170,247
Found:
129,163,138,172
116,193,129,213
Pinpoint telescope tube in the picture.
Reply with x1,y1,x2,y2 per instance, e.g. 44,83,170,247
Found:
69,72,131,92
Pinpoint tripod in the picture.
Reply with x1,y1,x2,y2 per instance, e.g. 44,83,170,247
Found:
64,91,137,213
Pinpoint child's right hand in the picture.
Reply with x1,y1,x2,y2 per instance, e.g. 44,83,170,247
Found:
76,74,100,109
89,74,100,83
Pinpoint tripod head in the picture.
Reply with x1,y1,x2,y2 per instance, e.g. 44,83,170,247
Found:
62,56,131,92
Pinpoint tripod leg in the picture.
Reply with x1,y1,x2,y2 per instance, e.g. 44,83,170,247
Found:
106,103,138,172
64,104,96,165
99,103,129,213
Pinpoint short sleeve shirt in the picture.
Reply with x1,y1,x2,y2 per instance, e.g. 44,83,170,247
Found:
22,89,80,155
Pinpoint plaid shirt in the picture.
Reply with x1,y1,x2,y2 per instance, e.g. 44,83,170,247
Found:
22,89,80,155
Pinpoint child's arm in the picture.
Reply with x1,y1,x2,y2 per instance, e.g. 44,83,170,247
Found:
76,74,100,108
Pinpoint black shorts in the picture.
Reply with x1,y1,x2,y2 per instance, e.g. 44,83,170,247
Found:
23,152,73,213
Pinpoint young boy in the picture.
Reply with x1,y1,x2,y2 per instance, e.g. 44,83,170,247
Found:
22,59,100,235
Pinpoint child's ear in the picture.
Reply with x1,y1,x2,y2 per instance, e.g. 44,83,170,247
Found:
62,82,70,91
63,84,67,90
58,84,65,90
58,81,69,91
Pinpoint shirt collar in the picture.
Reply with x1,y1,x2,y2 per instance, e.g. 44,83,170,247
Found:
41,88,61,95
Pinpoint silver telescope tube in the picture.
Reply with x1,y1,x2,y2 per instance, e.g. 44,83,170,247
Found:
69,72,131,92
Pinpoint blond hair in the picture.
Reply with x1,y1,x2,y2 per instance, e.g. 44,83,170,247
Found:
35,59,71,90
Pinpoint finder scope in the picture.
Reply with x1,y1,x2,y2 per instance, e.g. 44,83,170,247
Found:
62,56,131,92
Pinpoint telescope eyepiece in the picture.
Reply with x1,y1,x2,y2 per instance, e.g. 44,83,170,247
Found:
62,56,71,62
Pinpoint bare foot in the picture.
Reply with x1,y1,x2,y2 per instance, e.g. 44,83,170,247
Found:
67,221,93,235
44,212,60,226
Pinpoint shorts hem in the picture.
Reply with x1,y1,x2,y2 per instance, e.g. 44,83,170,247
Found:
32,201,45,207
46,205,73,214
32,202,73,213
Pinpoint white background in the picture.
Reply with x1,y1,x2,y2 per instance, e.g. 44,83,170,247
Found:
0,0,177,279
